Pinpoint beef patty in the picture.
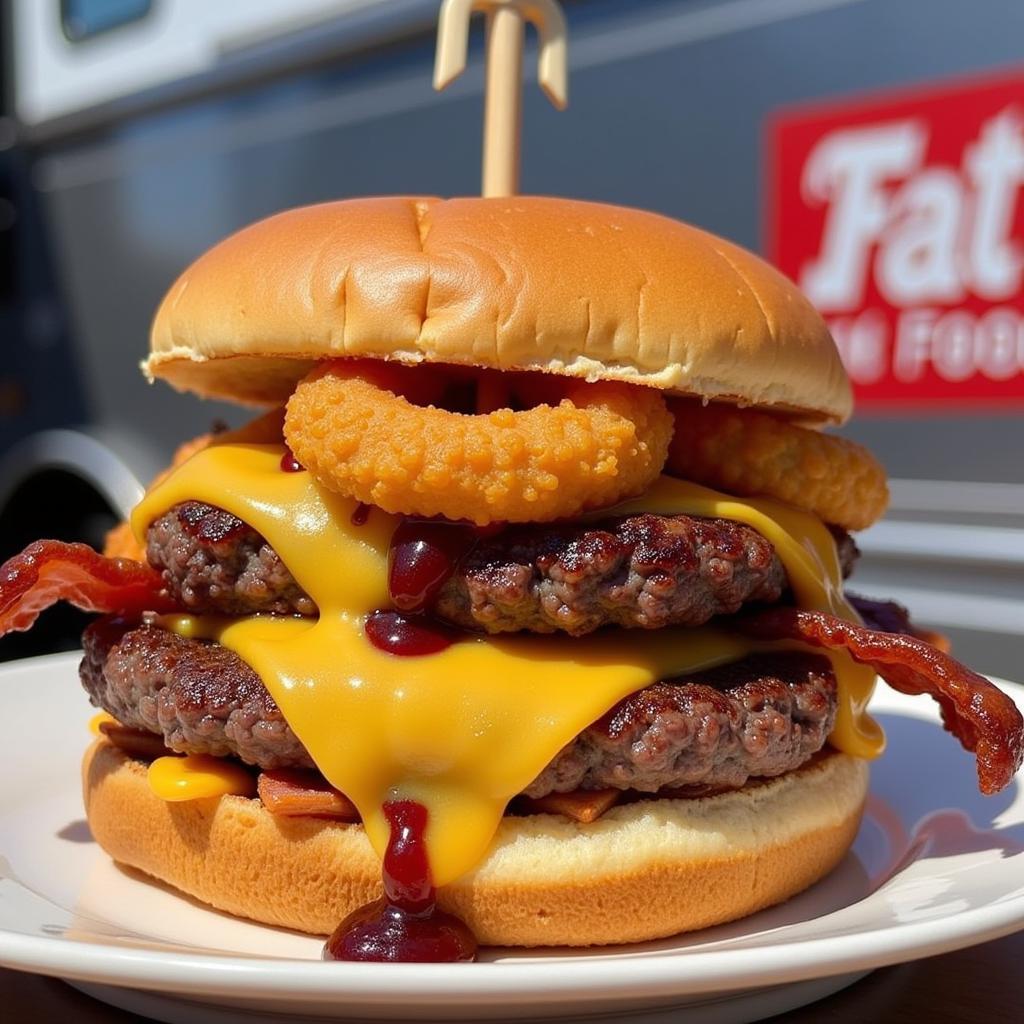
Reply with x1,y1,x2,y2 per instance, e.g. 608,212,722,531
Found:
146,502,857,636
81,619,838,797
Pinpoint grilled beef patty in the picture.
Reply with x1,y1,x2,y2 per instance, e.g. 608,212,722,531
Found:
81,619,837,797
146,502,857,636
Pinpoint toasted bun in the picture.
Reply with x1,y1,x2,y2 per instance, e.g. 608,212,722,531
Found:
83,741,867,947
146,197,852,424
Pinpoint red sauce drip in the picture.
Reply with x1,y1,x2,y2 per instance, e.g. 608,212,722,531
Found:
388,520,479,613
324,800,477,962
351,503,371,527
280,447,305,473
364,610,455,656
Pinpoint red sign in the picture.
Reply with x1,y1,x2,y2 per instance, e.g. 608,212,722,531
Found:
767,69,1024,411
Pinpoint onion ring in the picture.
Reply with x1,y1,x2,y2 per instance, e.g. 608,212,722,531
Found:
102,521,145,563
284,362,674,525
666,399,888,530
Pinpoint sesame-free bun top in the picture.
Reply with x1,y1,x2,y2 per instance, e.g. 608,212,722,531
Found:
147,196,853,424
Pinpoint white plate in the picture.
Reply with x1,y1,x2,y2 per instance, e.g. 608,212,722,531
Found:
0,652,1022,1023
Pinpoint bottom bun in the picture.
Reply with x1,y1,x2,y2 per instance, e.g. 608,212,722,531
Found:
83,741,867,947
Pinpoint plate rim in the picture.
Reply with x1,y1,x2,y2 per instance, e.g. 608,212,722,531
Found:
1,652,1022,1005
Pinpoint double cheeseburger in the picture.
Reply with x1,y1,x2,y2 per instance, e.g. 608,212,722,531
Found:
2,197,1020,958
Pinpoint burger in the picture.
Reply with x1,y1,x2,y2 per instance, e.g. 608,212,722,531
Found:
1,196,1020,959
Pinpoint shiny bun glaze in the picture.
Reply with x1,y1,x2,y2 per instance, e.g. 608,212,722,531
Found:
146,196,852,424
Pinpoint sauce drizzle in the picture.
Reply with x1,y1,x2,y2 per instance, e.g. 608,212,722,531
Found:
388,520,479,613
364,610,456,656
324,800,477,962
279,447,305,473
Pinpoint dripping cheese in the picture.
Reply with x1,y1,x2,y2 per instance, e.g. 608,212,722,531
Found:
148,754,255,801
130,443,882,885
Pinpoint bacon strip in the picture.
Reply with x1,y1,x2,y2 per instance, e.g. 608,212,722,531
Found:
518,788,620,823
99,722,171,761
257,768,360,821
849,594,951,651
738,607,1023,795
0,540,174,636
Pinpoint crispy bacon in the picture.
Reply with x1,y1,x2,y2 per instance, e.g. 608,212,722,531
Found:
738,607,1023,795
99,721,171,761
257,768,361,821
517,788,620,823
0,540,174,637
849,594,951,651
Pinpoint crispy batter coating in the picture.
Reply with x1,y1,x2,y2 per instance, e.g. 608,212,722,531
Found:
667,399,888,530
102,521,145,562
284,362,674,525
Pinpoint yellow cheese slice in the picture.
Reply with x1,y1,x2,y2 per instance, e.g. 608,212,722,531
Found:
131,443,881,885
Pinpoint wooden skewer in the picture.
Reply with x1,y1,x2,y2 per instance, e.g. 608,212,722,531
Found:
484,7,525,197
434,0,569,198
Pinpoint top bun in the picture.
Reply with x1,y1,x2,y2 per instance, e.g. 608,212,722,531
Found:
146,196,852,424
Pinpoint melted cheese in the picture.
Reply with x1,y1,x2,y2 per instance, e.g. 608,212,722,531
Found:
131,443,883,886
148,754,255,801
602,477,883,759
89,711,115,735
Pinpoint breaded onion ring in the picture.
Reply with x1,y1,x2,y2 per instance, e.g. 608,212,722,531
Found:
285,362,674,525
666,399,888,531
102,521,145,563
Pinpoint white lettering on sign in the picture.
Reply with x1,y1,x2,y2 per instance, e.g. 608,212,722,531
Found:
832,306,1024,386
965,111,1024,300
892,307,937,382
771,71,1024,404
801,121,925,310
878,168,964,306
829,310,889,384
800,108,1024,313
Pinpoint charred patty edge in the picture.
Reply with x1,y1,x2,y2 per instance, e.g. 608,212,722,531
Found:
81,619,838,798
145,501,857,636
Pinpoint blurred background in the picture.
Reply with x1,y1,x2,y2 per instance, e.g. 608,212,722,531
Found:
0,0,1021,670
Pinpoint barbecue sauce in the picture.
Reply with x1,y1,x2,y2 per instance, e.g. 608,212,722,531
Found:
363,520,481,655
279,446,305,473
348,521,482,953
323,800,477,962
364,610,455,656
387,520,479,613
